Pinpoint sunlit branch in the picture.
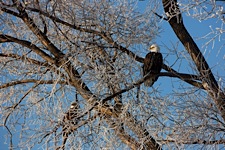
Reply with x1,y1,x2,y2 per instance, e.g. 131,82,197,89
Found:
0,34,55,64
104,117,140,150
0,48,81,86
107,39,144,63
0,53,50,67
20,15,64,59
116,130,140,150
0,79,67,89
29,85,66,109
160,72,200,80
124,112,162,150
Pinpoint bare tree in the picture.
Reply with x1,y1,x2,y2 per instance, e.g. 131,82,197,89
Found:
0,0,225,149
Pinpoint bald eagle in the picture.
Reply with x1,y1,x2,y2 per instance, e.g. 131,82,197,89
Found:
143,44,163,86
62,102,79,147
63,102,79,124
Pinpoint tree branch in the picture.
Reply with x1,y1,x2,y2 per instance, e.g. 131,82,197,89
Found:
102,71,203,104
0,34,55,64
0,7,21,18
0,79,67,89
159,139,225,145
4,82,40,127
104,117,141,150
0,52,50,67
124,112,162,150
152,11,168,21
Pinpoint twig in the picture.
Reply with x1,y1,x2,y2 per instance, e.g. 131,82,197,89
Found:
152,11,168,21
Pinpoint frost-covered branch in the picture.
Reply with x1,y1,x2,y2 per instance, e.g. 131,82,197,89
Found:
0,79,67,89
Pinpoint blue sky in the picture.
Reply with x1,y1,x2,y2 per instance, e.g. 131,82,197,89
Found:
1,1,225,149
0,128,8,150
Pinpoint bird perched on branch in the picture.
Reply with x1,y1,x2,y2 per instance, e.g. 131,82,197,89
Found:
63,102,79,124
143,44,163,86
62,102,79,148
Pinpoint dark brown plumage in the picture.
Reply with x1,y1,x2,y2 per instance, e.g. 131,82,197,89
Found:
143,44,163,86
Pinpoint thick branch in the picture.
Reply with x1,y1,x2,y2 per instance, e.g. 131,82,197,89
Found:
0,34,55,64
160,72,203,88
104,117,141,150
162,64,203,88
0,7,21,18
116,132,140,150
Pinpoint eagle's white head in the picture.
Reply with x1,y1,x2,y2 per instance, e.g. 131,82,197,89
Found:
70,102,77,109
149,44,160,53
